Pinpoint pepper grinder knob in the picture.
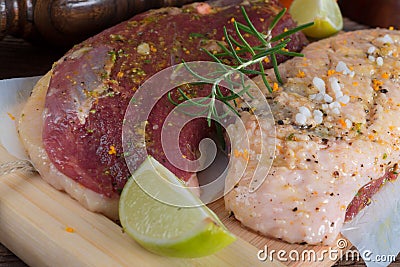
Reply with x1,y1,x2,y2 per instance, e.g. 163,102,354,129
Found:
0,0,37,41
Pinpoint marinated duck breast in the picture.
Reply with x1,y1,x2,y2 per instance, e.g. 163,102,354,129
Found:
18,0,306,219
225,29,400,245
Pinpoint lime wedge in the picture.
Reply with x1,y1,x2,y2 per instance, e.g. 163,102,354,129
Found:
119,156,236,258
289,0,343,39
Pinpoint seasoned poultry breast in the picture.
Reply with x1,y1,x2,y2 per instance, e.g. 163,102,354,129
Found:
225,29,400,244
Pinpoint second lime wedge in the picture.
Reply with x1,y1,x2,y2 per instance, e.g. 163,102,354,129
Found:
289,0,343,39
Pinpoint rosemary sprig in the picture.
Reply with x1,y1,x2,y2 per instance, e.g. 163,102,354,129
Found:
169,7,313,131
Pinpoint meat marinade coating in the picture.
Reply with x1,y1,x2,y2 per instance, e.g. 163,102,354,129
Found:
41,0,307,199
225,29,400,244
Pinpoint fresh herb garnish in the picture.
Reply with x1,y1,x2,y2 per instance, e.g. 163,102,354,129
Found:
169,6,312,131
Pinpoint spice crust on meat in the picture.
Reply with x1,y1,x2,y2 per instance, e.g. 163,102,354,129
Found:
225,29,400,245
18,0,306,220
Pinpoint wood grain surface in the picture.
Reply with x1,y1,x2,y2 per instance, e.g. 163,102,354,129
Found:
0,18,399,267
0,146,273,267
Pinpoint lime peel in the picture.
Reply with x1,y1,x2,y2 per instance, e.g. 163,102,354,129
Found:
119,156,236,258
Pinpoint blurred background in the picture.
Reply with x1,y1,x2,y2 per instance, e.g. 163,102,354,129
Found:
1,0,397,79
0,0,198,79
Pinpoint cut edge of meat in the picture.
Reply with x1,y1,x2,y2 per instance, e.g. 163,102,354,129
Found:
17,71,201,219
18,72,119,220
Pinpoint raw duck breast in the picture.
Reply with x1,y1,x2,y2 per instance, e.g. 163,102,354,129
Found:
18,0,307,219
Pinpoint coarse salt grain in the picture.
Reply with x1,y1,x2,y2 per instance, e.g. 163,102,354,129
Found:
368,55,376,62
329,101,341,109
321,101,342,115
313,110,323,117
345,119,352,129
324,94,333,103
336,61,347,72
295,113,307,125
377,34,394,44
310,93,324,101
335,91,343,99
332,108,340,114
368,46,376,54
337,95,350,104
314,115,323,124
376,57,384,66
336,61,355,77
313,110,324,124
313,77,326,93
299,106,312,118
330,77,341,92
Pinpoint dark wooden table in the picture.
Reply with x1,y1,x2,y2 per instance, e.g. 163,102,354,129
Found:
1,19,399,267
0,36,67,79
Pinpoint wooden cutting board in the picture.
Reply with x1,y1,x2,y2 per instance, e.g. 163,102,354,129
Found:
0,145,345,266
0,17,372,267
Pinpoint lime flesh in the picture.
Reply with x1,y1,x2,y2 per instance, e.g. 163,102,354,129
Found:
289,0,343,39
119,156,236,258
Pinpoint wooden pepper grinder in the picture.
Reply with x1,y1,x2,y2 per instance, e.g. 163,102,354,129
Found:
0,0,197,46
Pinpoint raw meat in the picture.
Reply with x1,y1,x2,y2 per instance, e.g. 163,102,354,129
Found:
19,0,306,219
225,29,400,244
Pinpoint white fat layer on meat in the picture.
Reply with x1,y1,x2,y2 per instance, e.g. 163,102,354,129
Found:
225,29,400,245
18,73,120,220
